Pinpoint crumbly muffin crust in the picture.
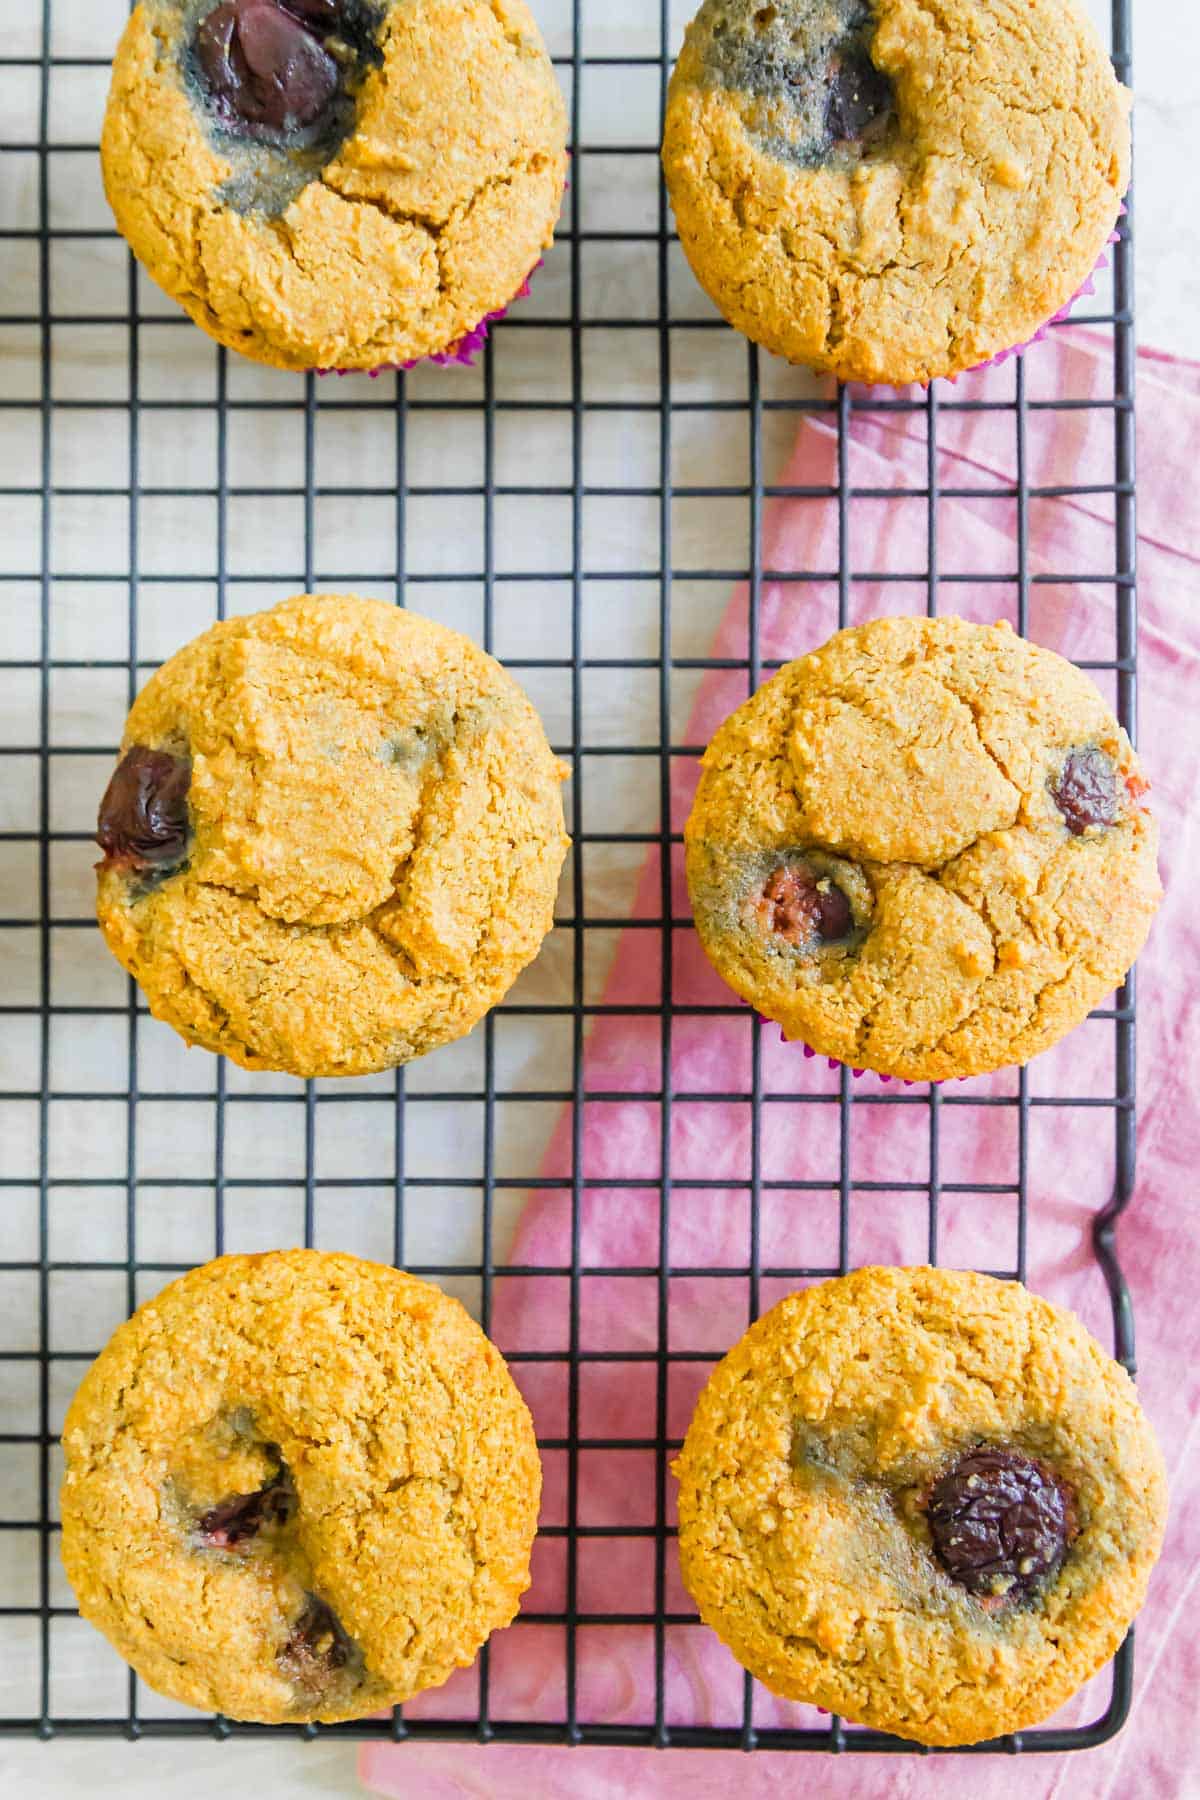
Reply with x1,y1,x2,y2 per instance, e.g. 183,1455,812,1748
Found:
685,615,1161,1082
61,1250,542,1724
102,0,568,370
95,594,569,1077
662,0,1131,384
674,1266,1167,1746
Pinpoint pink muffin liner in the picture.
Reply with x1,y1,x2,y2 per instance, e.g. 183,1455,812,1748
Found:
750,1013,958,1087
796,1039,961,1087
314,261,541,379
949,205,1126,383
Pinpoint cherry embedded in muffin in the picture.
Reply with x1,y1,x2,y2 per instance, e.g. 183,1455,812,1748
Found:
699,0,895,167
1051,746,1120,836
189,0,384,147
753,861,853,951
193,0,341,138
96,747,191,874
280,1595,352,1686
824,43,893,146
927,1446,1077,1600
195,1480,292,1551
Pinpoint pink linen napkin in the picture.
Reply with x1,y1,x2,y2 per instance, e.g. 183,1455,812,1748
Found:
362,333,1200,1798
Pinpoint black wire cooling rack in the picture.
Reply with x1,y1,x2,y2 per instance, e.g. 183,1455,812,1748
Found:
0,0,1140,1757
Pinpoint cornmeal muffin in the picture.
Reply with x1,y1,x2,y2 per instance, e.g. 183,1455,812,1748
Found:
60,1250,541,1724
662,0,1130,385
101,1,567,370
685,615,1160,1083
95,594,569,1077
674,1266,1167,1747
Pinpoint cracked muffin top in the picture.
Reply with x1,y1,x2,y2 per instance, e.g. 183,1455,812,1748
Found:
674,1266,1167,1747
685,615,1160,1082
94,593,569,1077
662,0,1130,385
60,1250,541,1724
101,0,567,370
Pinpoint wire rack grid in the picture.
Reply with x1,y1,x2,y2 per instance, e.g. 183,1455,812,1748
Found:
0,0,1139,1757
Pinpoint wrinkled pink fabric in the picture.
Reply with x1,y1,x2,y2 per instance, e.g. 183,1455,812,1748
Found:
362,333,1200,1799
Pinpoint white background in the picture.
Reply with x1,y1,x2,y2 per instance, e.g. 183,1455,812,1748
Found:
2,0,1198,1795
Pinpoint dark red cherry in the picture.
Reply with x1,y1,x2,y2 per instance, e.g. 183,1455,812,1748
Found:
1051,747,1119,836
194,0,339,136
196,1482,291,1550
756,863,853,950
279,1596,351,1683
824,45,893,145
928,1447,1075,1600
96,747,191,872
